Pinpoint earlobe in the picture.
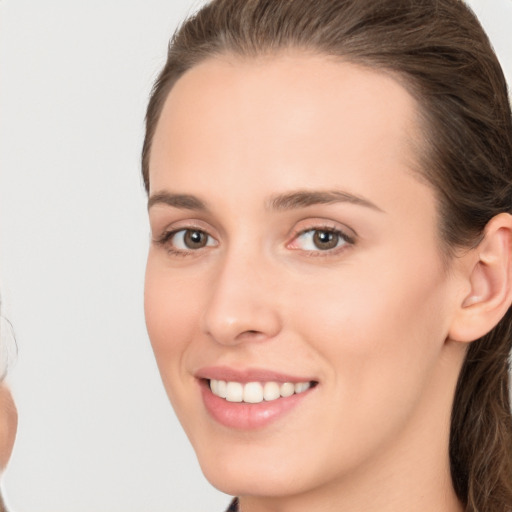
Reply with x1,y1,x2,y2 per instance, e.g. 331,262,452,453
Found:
448,213,512,343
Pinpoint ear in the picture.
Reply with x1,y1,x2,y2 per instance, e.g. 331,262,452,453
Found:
448,213,512,343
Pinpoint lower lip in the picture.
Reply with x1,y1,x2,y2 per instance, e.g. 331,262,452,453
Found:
200,380,314,430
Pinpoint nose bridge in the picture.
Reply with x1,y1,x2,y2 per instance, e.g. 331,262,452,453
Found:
201,240,281,345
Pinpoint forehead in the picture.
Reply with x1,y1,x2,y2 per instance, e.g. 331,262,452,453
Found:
150,53,423,205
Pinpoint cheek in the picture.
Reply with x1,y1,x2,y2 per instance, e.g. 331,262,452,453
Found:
270,254,454,475
0,386,17,470
144,258,207,431
290,250,452,403
144,258,199,374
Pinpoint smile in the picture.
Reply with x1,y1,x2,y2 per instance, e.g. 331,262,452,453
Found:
209,379,312,403
196,367,318,429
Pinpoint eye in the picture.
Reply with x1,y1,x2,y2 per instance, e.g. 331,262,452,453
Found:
164,229,217,252
291,228,351,252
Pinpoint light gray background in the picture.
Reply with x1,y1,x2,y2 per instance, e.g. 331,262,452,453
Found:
0,1,511,511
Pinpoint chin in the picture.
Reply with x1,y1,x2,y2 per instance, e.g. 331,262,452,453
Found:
201,461,304,498
193,437,329,499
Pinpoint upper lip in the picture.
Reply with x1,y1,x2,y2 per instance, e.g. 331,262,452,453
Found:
195,366,317,384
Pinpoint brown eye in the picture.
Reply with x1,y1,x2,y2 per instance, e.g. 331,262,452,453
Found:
168,229,217,251
312,230,341,250
292,228,350,252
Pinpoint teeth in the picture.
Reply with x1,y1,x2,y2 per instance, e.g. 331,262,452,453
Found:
280,382,295,397
263,381,280,401
217,380,227,399
244,382,264,403
225,381,243,402
209,379,311,403
295,382,309,393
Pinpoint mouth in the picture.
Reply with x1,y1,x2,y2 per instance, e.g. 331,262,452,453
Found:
196,368,318,430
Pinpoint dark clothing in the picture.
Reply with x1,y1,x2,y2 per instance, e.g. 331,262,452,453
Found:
225,497,239,512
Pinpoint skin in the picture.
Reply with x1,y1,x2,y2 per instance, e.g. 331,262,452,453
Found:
0,384,16,471
145,54,471,512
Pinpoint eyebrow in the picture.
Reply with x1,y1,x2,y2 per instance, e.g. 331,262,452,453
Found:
267,190,383,212
148,192,208,211
148,189,383,213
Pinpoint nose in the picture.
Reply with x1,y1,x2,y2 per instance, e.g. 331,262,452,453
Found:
201,250,282,346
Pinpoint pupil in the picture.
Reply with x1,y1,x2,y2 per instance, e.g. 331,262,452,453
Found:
313,230,338,250
185,230,206,248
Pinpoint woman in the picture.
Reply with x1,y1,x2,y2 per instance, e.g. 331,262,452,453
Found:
0,305,17,512
0,385,16,512
142,0,512,510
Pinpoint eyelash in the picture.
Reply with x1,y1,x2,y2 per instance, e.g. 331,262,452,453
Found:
154,225,355,257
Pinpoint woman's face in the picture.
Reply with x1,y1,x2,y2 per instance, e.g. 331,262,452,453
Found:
0,384,17,470
145,55,466,500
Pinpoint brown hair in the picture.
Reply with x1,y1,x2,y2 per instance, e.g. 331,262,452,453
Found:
141,1,512,510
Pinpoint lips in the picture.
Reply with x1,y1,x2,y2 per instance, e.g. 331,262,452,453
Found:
196,367,317,429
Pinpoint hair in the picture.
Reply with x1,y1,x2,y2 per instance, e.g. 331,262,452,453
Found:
141,0,512,510
0,297,16,383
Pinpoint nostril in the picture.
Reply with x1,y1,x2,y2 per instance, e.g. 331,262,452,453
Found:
236,329,268,342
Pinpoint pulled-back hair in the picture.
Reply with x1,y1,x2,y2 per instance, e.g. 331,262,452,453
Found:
141,1,512,510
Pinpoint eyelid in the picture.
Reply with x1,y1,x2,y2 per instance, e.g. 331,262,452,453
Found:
288,218,357,241
151,218,217,242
